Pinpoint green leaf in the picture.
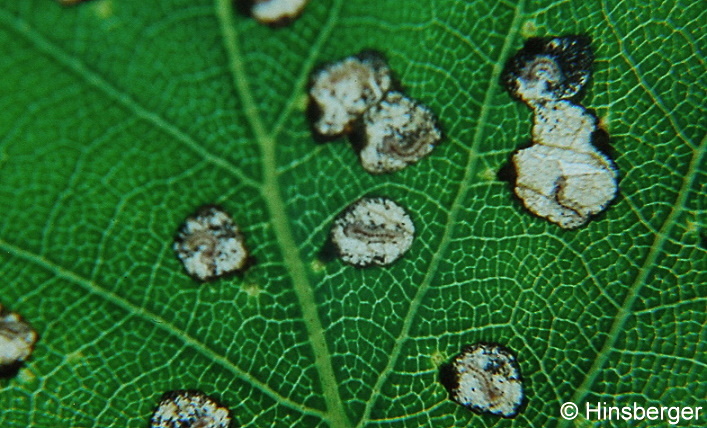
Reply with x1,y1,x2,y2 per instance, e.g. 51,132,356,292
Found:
0,0,704,426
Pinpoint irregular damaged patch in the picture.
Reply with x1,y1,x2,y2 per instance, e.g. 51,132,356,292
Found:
501,36,617,229
250,0,309,26
440,343,524,418
0,304,38,371
174,205,249,281
520,103,617,230
331,197,414,267
501,35,593,103
309,51,392,138
358,91,442,174
150,390,232,428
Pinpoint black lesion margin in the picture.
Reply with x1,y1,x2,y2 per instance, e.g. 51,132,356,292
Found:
496,137,531,218
0,361,23,379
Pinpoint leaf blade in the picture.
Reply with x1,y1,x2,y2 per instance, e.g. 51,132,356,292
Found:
0,0,704,427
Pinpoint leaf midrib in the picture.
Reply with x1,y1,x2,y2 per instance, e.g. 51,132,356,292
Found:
214,0,351,427
0,4,344,425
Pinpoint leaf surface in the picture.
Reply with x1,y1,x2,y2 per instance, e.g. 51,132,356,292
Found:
0,0,704,427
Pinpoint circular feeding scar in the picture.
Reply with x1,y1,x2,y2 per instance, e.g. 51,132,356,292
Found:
309,51,392,138
441,343,524,418
0,304,38,369
330,197,414,267
250,0,309,26
359,91,442,174
173,205,249,281
149,390,232,428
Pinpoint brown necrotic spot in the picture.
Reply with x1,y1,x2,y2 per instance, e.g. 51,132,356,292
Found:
308,51,392,139
357,91,442,174
0,304,38,377
149,390,233,428
173,205,250,282
440,342,524,418
330,197,414,267
501,35,593,104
